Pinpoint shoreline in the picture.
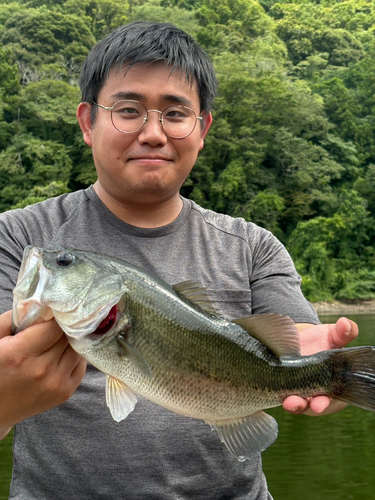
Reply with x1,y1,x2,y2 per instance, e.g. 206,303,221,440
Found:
312,300,375,315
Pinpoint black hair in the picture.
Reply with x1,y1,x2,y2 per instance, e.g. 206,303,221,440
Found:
79,21,218,114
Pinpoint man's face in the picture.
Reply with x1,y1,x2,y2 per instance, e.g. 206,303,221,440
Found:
77,62,212,207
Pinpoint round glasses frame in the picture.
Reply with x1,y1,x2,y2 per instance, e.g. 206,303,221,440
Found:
93,100,203,139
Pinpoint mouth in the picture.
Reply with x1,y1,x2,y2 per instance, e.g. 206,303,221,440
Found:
129,158,172,167
92,304,118,335
128,152,174,164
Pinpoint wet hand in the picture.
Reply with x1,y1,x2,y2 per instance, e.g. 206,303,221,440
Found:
0,310,87,436
283,317,358,416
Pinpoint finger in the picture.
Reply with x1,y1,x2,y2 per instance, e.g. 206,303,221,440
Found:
69,357,87,385
305,398,347,416
10,319,66,356
0,311,13,339
55,349,87,398
308,395,331,414
331,317,358,348
49,332,73,361
282,395,310,414
57,342,85,375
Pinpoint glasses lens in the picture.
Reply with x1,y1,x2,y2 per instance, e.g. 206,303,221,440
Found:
161,106,197,139
111,100,147,134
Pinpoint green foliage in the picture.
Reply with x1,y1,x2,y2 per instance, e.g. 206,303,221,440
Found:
128,0,198,35
289,190,375,301
0,134,72,211
18,80,80,139
269,1,371,67
0,0,375,301
1,7,95,75
246,189,285,238
63,0,130,38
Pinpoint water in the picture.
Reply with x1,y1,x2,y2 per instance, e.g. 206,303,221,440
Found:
0,314,374,499
0,431,12,500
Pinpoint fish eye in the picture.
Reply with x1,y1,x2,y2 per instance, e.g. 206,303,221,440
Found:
56,252,75,267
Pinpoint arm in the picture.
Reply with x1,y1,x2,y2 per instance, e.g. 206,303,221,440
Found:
283,318,358,415
0,310,87,440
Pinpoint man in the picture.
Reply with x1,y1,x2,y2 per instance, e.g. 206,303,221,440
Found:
0,21,357,499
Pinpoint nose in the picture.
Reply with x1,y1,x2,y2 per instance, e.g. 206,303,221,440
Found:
137,110,168,146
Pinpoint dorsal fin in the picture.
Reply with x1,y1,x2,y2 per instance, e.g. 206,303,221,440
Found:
234,313,301,357
173,281,219,316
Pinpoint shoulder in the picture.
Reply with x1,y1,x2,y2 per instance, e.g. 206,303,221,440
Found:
185,198,280,249
0,188,90,223
0,189,91,245
4,188,90,220
184,198,294,274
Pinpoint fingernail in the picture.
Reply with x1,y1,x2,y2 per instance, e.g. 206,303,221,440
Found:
289,406,301,414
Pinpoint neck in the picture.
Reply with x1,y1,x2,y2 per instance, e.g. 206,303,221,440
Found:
93,181,183,228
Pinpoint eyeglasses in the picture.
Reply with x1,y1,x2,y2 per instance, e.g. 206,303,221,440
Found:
93,100,203,139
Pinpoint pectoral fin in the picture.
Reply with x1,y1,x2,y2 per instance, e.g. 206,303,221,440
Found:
105,375,138,422
117,334,153,379
207,411,278,461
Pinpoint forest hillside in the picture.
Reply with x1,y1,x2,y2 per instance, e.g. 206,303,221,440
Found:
0,0,374,301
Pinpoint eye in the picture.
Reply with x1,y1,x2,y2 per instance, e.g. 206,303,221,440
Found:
117,106,139,116
164,106,191,121
113,101,143,119
56,252,75,267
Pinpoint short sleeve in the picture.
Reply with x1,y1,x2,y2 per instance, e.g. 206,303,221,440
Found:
249,228,319,324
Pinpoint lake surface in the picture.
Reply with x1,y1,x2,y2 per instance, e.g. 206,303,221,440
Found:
0,313,374,499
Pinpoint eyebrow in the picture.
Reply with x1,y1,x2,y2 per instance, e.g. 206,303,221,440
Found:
110,91,194,108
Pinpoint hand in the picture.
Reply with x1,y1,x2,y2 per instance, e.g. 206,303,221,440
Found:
0,310,87,439
283,317,358,416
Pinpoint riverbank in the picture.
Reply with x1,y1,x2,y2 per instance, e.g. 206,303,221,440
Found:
312,300,375,315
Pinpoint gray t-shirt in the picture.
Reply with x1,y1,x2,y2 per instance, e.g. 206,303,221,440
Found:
0,187,319,500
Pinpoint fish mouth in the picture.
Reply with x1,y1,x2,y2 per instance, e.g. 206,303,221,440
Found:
91,304,118,336
87,302,131,348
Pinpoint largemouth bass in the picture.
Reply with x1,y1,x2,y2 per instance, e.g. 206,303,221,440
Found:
12,245,375,461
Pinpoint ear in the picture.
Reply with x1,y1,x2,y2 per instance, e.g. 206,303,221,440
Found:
198,111,213,152
76,102,94,147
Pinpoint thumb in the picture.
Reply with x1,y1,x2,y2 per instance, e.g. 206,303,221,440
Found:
331,317,358,348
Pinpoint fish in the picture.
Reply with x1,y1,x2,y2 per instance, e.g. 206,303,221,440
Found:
12,245,375,461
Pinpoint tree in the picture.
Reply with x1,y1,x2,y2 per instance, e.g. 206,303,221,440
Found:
0,134,72,211
1,7,95,78
0,46,21,148
289,189,375,301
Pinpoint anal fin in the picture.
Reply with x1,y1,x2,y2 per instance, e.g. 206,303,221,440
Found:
106,375,138,422
207,411,278,461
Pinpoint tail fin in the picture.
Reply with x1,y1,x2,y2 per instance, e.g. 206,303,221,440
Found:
331,346,375,411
